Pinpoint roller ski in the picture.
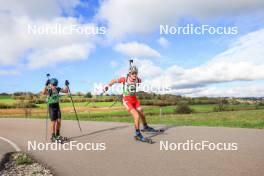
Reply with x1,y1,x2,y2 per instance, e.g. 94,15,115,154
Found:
134,131,153,144
141,125,165,133
55,135,68,144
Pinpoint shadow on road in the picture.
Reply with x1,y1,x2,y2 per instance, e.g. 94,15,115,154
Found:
67,125,176,143
145,125,176,139
68,125,130,140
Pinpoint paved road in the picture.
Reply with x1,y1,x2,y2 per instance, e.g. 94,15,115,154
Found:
0,118,263,176
0,140,17,168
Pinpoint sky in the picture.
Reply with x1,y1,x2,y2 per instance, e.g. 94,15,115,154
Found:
0,0,264,97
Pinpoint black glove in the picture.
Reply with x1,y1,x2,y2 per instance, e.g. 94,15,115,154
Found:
65,80,69,86
45,79,50,86
104,85,109,92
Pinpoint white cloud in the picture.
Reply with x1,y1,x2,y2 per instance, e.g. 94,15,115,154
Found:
114,42,161,58
158,28,264,89
114,28,264,97
0,16,96,69
97,0,264,38
161,85,264,97
209,28,264,65
0,0,96,72
27,43,94,69
157,37,170,48
187,86,264,97
134,59,163,77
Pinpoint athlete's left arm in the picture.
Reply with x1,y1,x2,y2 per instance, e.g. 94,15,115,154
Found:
60,86,69,94
137,78,142,88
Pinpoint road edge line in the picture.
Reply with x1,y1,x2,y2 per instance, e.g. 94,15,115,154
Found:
0,137,21,152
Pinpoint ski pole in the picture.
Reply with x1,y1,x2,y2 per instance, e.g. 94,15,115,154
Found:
109,100,118,108
109,95,122,108
66,81,82,133
45,73,50,140
129,59,133,69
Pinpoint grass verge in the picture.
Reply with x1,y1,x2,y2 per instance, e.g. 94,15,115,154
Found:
16,109,264,129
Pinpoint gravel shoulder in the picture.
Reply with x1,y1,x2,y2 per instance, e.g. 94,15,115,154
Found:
0,152,53,176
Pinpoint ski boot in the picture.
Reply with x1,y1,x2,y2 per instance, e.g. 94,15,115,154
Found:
134,131,153,144
50,134,56,143
55,135,68,144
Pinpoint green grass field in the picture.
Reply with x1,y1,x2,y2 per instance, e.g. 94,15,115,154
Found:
1,95,262,113
26,109,264,129
135,104,264,114
36,101,121,108
0,95,16,104
0,95,121,108
1,95,263,129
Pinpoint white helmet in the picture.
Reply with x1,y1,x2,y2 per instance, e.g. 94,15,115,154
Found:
129,66,138,73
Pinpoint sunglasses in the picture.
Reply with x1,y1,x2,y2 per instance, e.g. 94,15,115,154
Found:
131,72,138,75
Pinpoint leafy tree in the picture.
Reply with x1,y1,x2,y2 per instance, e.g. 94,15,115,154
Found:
85,92,92,98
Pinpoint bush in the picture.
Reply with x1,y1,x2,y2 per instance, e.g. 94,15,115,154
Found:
213,106,220,112
14,153,33,165
175,103,192,114
34,98,46,104
0,103,13,109
140,100,177,106
213,106,234,112
85,92,92,98
0,101,36,109
14,100,37,108
140,100,153,106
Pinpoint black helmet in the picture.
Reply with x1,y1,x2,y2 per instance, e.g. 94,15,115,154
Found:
50,78,58,86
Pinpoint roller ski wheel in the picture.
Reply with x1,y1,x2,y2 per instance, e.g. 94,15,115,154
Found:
141,126,165,133
134,136,153,144
55,135,68,144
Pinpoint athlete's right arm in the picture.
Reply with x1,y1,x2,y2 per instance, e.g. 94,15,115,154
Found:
104,77,125,92
108,79,118,87
104,79,117,92
42,79,50,95
42,86,48,95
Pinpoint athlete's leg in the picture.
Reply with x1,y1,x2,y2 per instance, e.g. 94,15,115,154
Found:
135,100,148,126
124,99,145,140
130,109,140,130
55,110,61,136
130,108,147,141
136,102,156,132
49,107,56,138
50,121,56,135
123,99,140,130
137,107,147,125
55,119,61,135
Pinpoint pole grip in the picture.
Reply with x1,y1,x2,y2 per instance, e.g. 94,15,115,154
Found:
129,59,133,69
